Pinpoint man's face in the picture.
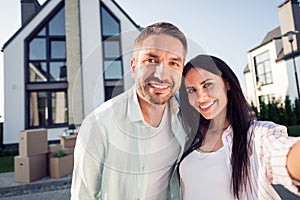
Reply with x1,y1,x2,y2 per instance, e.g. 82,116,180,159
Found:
130,34,185,105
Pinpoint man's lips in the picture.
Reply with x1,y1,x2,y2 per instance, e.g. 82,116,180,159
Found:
148,82,170,89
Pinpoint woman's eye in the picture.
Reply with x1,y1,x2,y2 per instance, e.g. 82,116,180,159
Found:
203,82,212,88
186,88,195,94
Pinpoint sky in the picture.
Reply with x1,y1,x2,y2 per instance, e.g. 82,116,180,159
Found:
0,0,286,120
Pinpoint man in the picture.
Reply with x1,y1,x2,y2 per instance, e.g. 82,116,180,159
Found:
71,22,187,200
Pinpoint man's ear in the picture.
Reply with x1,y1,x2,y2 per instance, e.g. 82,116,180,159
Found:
130,58,136,78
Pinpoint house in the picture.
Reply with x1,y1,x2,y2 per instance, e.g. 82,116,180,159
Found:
244,0,300,109
2,0,141,144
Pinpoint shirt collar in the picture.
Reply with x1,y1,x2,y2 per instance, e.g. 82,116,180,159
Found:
127,85,180,122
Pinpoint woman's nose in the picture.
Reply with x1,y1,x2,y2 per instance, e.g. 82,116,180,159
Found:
195,88,209,102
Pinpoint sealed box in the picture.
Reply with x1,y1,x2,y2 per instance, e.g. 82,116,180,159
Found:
49,154,74,179
60,135,77,148
14,154,47,183
19,129,48,156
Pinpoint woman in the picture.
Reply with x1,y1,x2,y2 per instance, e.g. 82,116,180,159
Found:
179,54,300,199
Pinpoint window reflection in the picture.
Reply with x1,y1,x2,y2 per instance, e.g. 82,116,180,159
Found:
50,62,67,81
104,40,120,58
29,91,48,126
104,60,122,79
51,41,66,59
49,7,65,35
26,5,68,128
29,62,47,82
52,91,68,124
29,38,46,60
101,6,119,36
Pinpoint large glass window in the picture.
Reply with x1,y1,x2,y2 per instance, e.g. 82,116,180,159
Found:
254,51,273,85
100,5,124,101
26,5,68,128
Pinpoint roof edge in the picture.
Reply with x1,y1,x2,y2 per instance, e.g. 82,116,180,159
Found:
111,0,141,29
1,0,52,52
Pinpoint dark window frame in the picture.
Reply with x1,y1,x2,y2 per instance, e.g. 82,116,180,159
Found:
254,51,273,86
24,2,68,129
100,3,124,101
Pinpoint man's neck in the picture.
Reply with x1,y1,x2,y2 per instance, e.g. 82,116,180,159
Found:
137,95,167,127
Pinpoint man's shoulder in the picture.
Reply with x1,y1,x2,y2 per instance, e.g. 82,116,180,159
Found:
88,88,133,118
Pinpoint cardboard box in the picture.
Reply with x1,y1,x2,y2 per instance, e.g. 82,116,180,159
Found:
14,154,47,183
49,154,74,179
60,135,77,148
19,129,48,156
47,144,63,159
62,147,74,155
49,143,62,152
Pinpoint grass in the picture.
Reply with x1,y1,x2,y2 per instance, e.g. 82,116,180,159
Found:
287,125,300,137
0,156,14,172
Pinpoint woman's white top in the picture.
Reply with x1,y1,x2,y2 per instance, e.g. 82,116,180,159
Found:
179,121,300,200
180,146,234,200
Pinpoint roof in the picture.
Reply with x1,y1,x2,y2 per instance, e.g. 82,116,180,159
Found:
248,26,282,53
243,64,250,73
261,26,282,44
2,0,141,51
1,0,51,51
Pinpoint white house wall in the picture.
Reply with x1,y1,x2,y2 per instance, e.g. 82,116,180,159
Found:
3,0,64,144
246,40,289,107
79,0,139,117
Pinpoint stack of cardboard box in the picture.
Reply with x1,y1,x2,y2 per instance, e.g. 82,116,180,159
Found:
48,135,76,179
14,129,48,183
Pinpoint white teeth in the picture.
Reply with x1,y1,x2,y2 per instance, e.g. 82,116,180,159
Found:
150,83,169,89
200,100,215,109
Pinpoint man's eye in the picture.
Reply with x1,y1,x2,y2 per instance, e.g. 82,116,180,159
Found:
170,61,179,67
144,58,157,64
186,88,195,94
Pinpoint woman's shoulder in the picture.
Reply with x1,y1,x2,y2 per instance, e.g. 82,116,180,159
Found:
251,120,288,134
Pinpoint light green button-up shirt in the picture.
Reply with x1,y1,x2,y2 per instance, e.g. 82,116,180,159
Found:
71,86,186,200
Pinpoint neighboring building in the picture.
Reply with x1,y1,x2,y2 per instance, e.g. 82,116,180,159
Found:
2,0,140,144
244,0,300,109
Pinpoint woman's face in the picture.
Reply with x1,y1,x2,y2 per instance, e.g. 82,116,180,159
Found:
184,67,229,120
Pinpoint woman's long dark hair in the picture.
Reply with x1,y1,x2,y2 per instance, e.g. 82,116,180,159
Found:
179,55,254,199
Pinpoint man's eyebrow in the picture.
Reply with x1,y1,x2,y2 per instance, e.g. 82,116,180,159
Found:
170,57,183,62
144,53,158,58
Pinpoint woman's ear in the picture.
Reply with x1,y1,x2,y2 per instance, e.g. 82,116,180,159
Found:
226,81,231,90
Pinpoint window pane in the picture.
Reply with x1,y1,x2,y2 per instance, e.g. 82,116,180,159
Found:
255,51,269,63
264,60,271,72
49,62,67,81
29,91,48,126
104,41,120,58
29,62,48,82
29,38,46,60
49,7,65,36
104,60,122,79
266,72,273,84
258,75,265,84
101,7,120,36
256,64,264,76
105,85,123,101
37,28,46,36
51,40,66,59
52,91,68,124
